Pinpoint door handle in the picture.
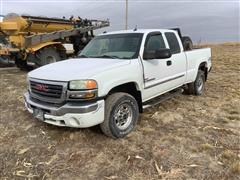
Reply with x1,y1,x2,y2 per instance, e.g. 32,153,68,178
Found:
166,60,172,66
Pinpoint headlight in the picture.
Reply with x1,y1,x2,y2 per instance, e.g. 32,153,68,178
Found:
68,80,98,99
69,80,97,90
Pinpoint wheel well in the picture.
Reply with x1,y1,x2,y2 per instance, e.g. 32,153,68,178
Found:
198,62,208,81
108,82,143,113
54,44,67,59
36,44,66,59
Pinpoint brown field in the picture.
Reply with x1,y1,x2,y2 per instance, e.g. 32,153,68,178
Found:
0,43,239,179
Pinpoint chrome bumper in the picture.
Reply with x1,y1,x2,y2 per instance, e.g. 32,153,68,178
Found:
24,92,98,116
24,92,105,128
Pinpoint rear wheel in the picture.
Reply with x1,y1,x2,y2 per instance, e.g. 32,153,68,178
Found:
36,47,61,66
187,70,205,95
100,92,139,138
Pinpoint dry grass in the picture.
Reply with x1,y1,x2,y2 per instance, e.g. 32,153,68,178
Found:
0,43,240,179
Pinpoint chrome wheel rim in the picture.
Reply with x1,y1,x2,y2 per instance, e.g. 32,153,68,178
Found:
196,76,204,92
114,103,133,130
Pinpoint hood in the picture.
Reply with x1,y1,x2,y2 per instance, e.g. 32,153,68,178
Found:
28,58,130,81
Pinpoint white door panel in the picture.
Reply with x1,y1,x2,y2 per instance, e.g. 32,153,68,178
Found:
142,54,186,100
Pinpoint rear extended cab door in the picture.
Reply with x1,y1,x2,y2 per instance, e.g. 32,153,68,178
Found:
141,30,187,102
164,31,187,87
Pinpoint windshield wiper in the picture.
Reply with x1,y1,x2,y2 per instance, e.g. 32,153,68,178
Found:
119,57,131,59
78,54,89,58
79,54,130,59
91,55,119,59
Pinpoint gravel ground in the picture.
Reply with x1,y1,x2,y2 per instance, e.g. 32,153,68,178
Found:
0,43,239,179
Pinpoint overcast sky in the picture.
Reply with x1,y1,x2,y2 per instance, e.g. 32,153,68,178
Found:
1,0,239,43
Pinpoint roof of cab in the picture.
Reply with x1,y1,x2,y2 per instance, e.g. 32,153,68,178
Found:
99,29,176,36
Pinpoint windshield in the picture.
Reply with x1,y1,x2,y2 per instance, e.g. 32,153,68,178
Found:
79,33,143,59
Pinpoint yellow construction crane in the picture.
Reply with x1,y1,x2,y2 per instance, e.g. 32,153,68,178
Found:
0,13,109,69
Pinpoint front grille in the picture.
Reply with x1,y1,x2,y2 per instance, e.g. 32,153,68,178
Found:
30,81,63,99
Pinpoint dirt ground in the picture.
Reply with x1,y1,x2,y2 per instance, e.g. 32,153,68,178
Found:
0,43,239,180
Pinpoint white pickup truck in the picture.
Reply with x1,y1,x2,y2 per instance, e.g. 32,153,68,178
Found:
24,29,211,138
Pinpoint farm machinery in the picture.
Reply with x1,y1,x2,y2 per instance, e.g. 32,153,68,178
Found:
0,13,109,69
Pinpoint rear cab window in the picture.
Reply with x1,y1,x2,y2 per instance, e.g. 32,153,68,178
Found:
165,32,181,54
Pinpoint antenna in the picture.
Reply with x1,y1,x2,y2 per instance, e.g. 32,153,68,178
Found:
125,0,128,30
134,25,137,31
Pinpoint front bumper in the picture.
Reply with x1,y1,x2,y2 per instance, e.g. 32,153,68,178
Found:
24,92,105,128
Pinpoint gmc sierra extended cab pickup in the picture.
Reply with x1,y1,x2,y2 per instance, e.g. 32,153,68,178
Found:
24,29,211,138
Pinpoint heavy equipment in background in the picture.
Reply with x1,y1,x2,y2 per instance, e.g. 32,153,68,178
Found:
0,13,109,69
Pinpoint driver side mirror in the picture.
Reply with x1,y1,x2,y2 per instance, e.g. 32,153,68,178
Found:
143,49,172,60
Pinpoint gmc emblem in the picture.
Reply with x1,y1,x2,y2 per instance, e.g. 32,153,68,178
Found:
35,84,47,91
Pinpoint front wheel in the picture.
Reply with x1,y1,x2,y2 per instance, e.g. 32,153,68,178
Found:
187,70,205,95
100,93,139,138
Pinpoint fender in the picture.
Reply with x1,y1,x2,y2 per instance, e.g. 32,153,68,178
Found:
106,81,141,94
189,60,208,83
100,78,142,97
92,60,143,97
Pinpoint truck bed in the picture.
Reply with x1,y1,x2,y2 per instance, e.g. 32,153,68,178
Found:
185,48,211,83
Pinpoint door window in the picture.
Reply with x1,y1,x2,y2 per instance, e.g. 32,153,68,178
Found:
145,34,166,51
165,32,181,54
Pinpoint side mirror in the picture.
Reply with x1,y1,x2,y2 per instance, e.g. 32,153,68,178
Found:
155,49,172,59
143,49,172,60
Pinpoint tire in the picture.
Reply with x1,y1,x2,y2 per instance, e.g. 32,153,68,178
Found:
182,36,193,51
187,70,205,95
36,47,61,66
15,58,29,71
100,92,139,138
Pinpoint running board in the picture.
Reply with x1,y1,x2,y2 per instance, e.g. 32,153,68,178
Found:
143,88,184,109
